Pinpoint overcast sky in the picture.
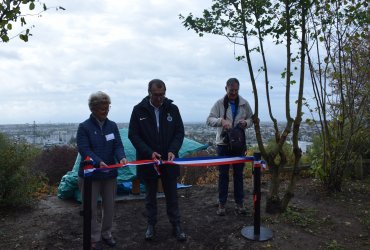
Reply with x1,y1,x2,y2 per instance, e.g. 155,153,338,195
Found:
0,0,315,125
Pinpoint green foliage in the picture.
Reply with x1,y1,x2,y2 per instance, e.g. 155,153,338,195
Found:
325,240,345,250
306,0,370,191
265,138,294,166
0,132,43,208
180,0,368,211
307,135,326,181
308,117,370,188
0,0,64,43
179,0,276,58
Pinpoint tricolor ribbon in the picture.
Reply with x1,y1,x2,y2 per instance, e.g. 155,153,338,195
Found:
153,159,162,175
253,160,266,169
83,156,267,177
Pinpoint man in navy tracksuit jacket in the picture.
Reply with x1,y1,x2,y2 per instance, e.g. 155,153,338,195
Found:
77,91,127,250
128,79,186,241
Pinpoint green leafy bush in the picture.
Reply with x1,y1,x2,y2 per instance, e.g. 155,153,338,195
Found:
0,133,43,208
307,135,326,181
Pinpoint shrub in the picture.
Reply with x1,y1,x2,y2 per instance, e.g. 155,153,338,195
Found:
0,133,43,208
179,150,215,185
179,148,254,185
31,145,78,185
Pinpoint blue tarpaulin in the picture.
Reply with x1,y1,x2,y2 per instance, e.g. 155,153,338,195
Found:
57,128,207,200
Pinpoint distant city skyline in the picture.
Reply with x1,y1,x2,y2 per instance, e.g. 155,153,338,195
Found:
0,122,316,153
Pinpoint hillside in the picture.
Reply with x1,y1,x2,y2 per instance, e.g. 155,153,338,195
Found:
0,176,369,249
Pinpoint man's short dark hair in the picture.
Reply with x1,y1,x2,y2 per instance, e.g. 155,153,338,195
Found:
226,78,240,87
148,79,166,93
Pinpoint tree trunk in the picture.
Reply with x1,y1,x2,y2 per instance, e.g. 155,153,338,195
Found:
265,162,282,213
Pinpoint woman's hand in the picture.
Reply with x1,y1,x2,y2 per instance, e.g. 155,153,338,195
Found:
120,158,128,165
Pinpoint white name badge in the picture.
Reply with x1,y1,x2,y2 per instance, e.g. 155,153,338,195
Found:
105,133,115,141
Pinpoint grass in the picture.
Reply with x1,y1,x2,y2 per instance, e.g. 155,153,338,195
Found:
325,240,345,250
281,206,317,228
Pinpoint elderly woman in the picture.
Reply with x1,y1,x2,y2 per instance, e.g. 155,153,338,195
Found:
77,91,127,250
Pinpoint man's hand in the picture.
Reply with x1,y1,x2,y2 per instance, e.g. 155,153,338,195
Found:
237,119,247,128
252,114,259,124
152,152,162,160
168,152,175,161
100,161,108,168
221,118,231,130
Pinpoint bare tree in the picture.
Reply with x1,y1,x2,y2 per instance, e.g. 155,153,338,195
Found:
306,0,369,190
181,0,311,212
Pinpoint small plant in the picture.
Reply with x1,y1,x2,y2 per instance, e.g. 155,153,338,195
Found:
359,208,370,230
281,206,316,228
325,240,345,250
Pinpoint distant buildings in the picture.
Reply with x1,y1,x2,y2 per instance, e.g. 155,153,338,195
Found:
0,122,316,153
0,123,78,149
184,122,315,154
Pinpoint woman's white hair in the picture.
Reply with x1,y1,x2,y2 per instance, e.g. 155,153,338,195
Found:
88,91,111,110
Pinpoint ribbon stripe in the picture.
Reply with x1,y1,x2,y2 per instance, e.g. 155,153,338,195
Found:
83,156,266,177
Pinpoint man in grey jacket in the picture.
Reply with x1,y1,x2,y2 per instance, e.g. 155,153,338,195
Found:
207,78,253,216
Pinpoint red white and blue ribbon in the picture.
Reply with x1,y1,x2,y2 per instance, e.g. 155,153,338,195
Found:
171,156,255,166
83,156,266,177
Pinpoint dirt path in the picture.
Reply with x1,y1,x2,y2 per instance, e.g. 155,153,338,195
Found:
0,177,369,250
